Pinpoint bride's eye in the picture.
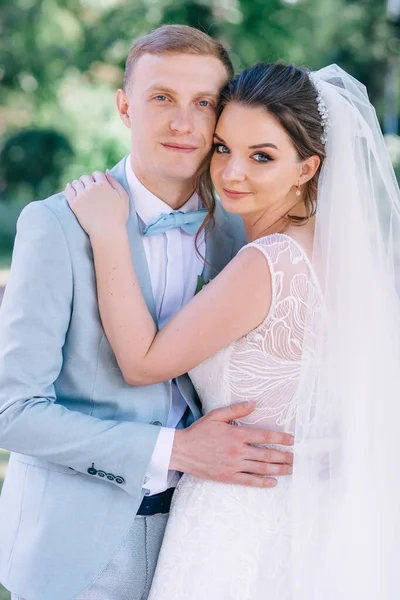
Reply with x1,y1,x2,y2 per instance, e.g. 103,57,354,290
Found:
252,152,272,163
213,144,230,154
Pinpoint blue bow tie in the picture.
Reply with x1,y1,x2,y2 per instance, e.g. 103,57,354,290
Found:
142,209,208,237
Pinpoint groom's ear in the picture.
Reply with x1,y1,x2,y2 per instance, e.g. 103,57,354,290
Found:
116,89,132,129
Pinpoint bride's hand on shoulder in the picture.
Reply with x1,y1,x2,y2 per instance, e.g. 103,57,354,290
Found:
64,171,129,238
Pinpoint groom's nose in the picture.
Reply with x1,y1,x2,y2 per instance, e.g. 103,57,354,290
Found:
169,106,194,135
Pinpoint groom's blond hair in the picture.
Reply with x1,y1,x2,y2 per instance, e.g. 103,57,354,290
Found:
124,24,234,92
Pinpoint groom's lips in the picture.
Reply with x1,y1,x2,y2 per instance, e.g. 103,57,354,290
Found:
222,188,252,200
161,143,198,153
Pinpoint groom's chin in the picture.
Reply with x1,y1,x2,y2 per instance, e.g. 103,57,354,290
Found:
161,161,203,182
158,148,206,177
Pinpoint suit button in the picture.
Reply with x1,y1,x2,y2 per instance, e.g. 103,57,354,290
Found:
115,476,125,484
151,420,162,426
88,463,97,476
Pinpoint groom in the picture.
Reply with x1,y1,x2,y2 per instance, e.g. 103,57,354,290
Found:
0,25,294,600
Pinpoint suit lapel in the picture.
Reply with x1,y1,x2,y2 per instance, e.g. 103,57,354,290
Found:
202,202,235,282
110,157,157,324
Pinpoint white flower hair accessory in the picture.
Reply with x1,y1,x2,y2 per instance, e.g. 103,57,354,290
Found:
310,74,330,145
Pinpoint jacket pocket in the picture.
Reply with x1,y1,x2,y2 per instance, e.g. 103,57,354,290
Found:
13,453,78,475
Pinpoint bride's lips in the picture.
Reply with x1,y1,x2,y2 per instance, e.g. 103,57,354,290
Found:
222,188,252,200
161,143,198,153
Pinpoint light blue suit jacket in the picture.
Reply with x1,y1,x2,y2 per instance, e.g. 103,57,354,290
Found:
0,157,247,600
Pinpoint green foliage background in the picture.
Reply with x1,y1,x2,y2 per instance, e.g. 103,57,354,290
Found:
0,0,399,264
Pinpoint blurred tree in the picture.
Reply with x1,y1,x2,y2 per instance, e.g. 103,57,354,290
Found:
385,0,400,134
161,1,215,34
230,0,391,111
325,0,389,111
224,0,307,67
0,129,73,202
0,0,398,262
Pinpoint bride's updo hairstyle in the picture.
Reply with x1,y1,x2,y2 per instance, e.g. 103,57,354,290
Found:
196,61,326,246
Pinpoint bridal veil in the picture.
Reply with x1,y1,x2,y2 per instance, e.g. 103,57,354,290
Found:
292,64,400,599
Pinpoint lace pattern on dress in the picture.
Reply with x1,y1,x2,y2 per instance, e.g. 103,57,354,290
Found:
230,234,322,431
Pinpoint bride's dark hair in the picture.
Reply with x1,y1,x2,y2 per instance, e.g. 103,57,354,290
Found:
195,61,327,257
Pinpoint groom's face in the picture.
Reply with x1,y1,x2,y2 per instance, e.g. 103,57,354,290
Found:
118,52,229,185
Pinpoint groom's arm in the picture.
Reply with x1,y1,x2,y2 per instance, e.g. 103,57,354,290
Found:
0,200,160,497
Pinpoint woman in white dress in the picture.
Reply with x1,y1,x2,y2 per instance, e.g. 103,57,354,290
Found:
66,63,400,599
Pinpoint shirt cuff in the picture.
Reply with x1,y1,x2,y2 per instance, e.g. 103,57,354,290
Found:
142,427,175,496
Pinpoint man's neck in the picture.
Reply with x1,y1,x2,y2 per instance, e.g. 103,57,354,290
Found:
131,159,196,210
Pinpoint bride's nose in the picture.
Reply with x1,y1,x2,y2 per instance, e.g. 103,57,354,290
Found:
221,157,246,184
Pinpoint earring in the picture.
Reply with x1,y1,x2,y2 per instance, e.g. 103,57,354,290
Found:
295,186,301,197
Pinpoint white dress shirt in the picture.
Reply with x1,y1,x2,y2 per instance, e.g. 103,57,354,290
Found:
125,158,206,496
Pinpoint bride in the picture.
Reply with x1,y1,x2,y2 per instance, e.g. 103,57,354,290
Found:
65,62,400,599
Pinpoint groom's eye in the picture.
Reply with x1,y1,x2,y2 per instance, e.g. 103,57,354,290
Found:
154,95,168,102
198,100,213,108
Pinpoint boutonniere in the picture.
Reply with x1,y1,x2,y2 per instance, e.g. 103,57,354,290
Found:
195,275,212,295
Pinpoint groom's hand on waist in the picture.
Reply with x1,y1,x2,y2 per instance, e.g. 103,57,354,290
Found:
170,402,294,488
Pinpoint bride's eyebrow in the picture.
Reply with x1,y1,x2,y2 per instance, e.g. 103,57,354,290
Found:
249,142,279,150
213,133,279,151
213,133,226,144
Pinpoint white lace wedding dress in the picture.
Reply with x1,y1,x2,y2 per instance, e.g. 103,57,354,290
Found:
148,233,322,600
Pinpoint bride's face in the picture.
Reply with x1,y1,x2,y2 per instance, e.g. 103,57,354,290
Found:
210,102,305,220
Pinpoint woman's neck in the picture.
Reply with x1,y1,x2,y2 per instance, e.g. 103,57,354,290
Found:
243,200,310,242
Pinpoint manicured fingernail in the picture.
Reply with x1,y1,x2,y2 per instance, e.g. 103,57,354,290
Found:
288,467,293,474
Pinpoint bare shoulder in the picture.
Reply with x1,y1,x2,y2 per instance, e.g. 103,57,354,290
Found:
219,239,273,282
207,241,273,317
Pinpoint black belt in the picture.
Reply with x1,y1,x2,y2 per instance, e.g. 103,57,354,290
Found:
137,487,174,516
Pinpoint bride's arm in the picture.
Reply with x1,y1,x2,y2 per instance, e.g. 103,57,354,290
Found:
66,172,272,385
91,230,271,384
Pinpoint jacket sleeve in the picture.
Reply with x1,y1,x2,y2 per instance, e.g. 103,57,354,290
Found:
0,201,160,497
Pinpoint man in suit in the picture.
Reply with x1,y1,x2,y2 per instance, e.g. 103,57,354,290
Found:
0,24,293,600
